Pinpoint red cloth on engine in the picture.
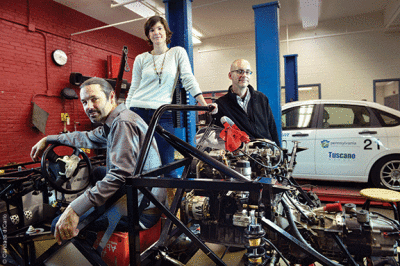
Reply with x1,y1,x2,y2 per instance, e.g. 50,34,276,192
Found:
219,122,250,152
324,203,343,212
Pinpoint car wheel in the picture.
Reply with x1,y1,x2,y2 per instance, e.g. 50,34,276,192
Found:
370,156,400,191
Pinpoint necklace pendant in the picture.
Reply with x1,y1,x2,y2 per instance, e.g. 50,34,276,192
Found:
152,50,168,86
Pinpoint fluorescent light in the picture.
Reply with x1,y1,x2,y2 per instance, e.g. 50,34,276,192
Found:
114,0,202,44
192,28,203,38
111,0,141,8
299,87,313,91
299,0,320,29
192,35,202,44
192,28,203,44
116,0,164,17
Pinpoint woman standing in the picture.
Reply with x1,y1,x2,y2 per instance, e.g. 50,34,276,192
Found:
126,15,216,178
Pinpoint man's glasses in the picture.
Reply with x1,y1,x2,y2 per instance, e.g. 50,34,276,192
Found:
231,69,253,75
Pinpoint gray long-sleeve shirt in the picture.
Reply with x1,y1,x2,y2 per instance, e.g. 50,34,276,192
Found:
47,104,165,216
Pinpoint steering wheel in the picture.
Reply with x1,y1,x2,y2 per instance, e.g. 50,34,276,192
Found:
41,144,93,194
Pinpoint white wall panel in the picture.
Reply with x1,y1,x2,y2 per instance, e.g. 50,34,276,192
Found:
193,11,400,102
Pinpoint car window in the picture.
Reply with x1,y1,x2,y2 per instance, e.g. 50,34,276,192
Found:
322,104,371,129
282,104,314,130
372,108,400,127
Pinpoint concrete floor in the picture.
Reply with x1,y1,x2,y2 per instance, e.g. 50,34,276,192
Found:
187,243,246,266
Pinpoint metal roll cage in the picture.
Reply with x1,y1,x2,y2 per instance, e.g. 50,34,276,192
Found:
32,104,340,266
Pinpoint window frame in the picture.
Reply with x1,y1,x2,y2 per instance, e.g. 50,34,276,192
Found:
281,104,318,130
371,107,400,127
318,103,382,129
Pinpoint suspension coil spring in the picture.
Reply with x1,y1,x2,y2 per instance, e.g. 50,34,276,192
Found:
244,222,266,266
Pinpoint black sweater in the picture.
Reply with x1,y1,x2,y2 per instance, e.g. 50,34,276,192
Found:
213,85,280,145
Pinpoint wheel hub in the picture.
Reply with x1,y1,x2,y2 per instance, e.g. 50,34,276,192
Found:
380,160,400,190
391,170,400,180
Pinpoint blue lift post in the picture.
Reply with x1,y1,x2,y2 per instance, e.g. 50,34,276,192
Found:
163,0,196,147
284,54,299,103
253,1,282,145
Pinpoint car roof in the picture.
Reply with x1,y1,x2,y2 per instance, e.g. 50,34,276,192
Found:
282,99,400,116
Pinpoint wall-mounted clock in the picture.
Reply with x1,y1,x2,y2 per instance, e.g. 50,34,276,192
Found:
52,49,68,66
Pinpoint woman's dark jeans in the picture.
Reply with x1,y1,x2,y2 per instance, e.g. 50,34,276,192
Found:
131,107,183,179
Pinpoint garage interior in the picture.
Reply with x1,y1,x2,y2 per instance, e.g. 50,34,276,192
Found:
1,0,400,265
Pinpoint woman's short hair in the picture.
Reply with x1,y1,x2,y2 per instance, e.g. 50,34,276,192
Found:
144,16,173,45
80,77,114,99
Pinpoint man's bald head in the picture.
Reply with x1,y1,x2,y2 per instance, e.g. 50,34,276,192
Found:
229,59,252,97
230,59,251,72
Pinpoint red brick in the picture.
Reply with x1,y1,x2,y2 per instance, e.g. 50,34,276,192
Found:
0,0,149,166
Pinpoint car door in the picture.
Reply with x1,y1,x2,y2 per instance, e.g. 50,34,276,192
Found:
282,103,317,176
315,103,387,181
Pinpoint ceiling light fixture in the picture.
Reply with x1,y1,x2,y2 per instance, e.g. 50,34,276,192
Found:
111,0,142,9
299,0,320,30
192,28,203,38
192,35,202,45
113,0,202,44
116,0,162,17
299,87,314,91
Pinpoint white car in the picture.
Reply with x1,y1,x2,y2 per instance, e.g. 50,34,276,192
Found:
281,100,400,190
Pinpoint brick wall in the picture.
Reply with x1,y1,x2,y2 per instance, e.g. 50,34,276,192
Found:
0,0,150,166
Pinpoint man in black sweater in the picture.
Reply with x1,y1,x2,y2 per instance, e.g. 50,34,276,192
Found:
212,59,280,145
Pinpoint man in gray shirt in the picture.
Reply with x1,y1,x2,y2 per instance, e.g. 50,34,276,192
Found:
31,77,165,244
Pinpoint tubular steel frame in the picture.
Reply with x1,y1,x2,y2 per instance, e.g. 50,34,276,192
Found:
31,104,340,266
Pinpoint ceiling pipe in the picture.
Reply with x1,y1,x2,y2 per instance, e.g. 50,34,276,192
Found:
384,2,400,29
192,0,230,9
71,17,147,36
281,26,400,43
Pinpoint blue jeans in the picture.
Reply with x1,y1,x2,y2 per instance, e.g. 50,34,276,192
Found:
51,167,160,233
131,107,182,179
